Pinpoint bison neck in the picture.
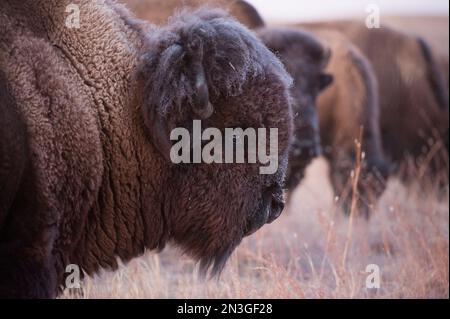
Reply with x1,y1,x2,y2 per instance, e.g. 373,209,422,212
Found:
55,2,168,276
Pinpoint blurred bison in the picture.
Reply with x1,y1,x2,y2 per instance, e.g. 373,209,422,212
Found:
260,27,390,214
313,30,391,214
0,1,293,298
301,21,449,177
256,28,332,190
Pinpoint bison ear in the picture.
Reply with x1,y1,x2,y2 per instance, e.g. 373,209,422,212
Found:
319,73,334,91
137,40,215,161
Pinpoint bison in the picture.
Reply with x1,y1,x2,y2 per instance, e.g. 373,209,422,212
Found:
0,1,293,298
313,30,391,214
258,27,390,214
256,28,333,190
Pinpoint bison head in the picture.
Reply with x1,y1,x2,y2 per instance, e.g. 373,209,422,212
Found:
258,28,333,191
135,9,293,275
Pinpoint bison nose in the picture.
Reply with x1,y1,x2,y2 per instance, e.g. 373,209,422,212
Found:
267,197,284,224
244,187,285,237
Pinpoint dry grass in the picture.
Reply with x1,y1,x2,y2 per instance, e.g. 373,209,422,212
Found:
62,147,449,299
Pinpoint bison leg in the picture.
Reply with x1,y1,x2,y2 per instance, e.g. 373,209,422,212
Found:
0,164,60,299
0,72,59,299
329,151,388,218
0,241,57,299
0,183,59,299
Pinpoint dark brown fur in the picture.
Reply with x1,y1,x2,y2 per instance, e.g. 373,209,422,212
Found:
0,1,293,298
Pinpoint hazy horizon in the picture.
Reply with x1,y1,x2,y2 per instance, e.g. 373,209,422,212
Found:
247,0,450,23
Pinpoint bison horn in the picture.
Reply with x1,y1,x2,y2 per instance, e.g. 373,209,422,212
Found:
192,65,214,120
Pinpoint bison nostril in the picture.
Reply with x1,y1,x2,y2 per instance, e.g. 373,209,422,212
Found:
267,198,284,224
244,187,285,236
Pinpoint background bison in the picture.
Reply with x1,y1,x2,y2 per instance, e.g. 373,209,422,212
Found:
256,28,332,190
0,1,293,298
301,21,449,178
312,30,390,214
258,24,390,213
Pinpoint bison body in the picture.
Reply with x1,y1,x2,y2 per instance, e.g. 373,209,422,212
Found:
256,28,332,190
313,30,390,213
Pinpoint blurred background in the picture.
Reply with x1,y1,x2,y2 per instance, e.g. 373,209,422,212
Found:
247,0,449,55
247,0,449,23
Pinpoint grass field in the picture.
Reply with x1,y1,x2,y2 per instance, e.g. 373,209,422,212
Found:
63,154,449,299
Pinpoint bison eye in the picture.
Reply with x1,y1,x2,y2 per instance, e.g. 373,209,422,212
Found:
318,73,334,91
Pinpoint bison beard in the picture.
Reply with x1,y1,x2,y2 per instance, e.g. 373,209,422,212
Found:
0,1,293,298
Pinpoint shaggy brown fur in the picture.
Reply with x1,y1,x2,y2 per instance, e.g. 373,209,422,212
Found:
301,21,449,173
122,0,265,28
0,1,293,298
